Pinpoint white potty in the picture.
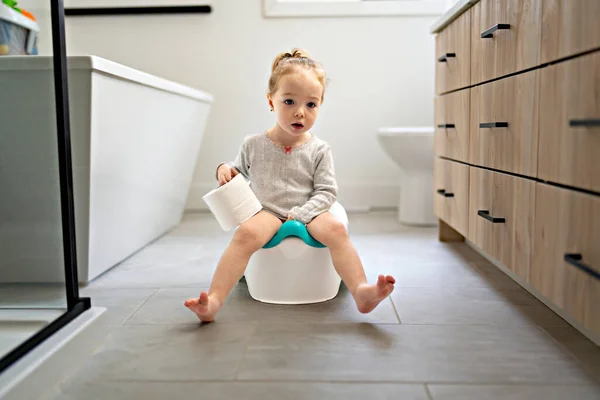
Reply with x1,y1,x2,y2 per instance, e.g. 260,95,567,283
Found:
244,202,349,304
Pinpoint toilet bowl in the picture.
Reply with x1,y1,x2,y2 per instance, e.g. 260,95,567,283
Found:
244,202,348,304
376,127,436,226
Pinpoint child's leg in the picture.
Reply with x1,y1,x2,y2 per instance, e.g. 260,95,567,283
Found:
185,210,282,322
306,212,395,314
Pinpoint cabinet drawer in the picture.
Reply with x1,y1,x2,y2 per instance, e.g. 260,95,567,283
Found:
468,167,494,256
538,51,600,193
434,89,470,162
435,10,470,94
468,167,535,282
531,183,600,335
471,0,542,85
541,0,600,64
433,158,469,237
470,69,539,177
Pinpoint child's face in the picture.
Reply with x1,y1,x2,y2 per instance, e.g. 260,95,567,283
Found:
268,68,323,138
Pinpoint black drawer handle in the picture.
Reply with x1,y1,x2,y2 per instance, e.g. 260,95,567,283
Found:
564,254,600,281
481,23,511,38
437,124,455,129
437,189,454,197
569,119,600,127
480,122,509,128
477,210,505,223
437,53,456,62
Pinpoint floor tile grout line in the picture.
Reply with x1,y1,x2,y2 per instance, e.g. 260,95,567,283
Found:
424,383,434,400
231,379,600,385
388,296,402,324
121,289,160,326
84,378,600,386
119,321,572,328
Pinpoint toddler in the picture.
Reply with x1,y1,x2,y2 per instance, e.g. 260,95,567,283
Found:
185,49,395,322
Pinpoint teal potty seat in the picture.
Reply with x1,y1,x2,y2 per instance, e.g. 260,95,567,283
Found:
263,220,325,249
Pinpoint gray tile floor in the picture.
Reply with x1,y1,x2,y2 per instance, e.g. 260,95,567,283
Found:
47,212,600,400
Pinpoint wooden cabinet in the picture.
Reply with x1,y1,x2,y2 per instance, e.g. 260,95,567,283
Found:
434,88,470,163
538,51,600,193
531,183,600,333
470,0,542,85
433,158,469,238
541,0,600,64
432,0,600,344
468,167,534,282
435,10,470,94
470,69,539,177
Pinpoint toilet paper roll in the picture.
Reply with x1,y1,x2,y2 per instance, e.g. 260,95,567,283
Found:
202,173,263,231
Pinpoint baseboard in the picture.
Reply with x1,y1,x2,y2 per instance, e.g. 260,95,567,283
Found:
185,181,400,213
465,240,600,347
0,307,109,400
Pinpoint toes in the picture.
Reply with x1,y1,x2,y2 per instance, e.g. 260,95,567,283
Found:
377,274,386,287
184,298,199,307
386,275,396,284
199,292,209,305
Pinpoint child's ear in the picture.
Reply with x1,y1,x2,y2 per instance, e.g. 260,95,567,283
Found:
266,93,274,110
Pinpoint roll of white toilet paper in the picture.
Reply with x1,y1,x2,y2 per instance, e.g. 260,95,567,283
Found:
202,174,263,231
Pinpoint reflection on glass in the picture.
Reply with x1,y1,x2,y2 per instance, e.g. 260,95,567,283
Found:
0,0,68,360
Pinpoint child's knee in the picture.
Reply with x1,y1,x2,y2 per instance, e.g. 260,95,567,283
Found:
233,224,263,250
328,220,347,237
316,219,347,246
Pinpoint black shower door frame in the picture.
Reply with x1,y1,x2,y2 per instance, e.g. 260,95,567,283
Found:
0,0,91,374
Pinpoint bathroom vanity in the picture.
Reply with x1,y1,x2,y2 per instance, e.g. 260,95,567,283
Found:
0,55,213,284
431,0,600,345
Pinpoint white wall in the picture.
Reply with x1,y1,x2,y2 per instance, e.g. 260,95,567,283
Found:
64,0,440,212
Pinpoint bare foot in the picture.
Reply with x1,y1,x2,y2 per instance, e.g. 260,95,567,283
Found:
353,275,396,314
184,292,223,322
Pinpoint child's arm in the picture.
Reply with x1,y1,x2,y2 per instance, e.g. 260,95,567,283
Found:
289,146,337,224
215,136,251,181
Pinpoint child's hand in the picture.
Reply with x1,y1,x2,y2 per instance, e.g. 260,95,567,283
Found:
217,164,239,186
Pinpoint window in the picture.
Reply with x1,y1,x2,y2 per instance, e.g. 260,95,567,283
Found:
262,0,454,18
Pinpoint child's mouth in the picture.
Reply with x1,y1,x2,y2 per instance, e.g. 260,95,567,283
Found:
292,123,304,130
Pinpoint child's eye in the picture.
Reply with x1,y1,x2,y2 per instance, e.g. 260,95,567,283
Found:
284,99,294,105
307,102,316,108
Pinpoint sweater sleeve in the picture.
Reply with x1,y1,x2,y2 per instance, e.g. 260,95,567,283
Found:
289,145,337,224
216,136,251,180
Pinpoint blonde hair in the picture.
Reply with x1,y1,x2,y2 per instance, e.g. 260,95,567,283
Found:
268,48,328,102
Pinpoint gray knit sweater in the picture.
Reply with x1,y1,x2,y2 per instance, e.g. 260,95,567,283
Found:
224,132,337,224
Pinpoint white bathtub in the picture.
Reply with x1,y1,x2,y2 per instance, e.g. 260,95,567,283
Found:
0,55,212,283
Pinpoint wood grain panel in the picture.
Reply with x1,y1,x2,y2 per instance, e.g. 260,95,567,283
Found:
490,172,535,282
436,10,471,94
434,89,470,162
531,183,600,335
470,69,539,177
541,0,600,63
468,166,493,255
539,51,600,193
471,0,542,85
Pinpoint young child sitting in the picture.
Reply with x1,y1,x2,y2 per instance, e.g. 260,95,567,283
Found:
185,48,395,322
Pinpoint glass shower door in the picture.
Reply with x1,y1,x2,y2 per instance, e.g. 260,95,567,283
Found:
0,0,88,370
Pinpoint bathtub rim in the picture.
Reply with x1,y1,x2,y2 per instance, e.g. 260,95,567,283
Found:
0,54,213,103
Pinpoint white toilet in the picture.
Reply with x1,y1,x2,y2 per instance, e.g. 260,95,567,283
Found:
376,127,436,226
